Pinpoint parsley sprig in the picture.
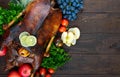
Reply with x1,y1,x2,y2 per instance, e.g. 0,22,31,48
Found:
0,3,23,35
41,43,71,70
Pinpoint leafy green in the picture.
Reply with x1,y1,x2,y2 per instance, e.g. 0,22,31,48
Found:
41,43,71,70
0,2,23,35
10,0,33,8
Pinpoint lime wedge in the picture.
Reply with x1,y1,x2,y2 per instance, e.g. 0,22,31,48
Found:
19,31,30,39
20,35,28,47
25,35,37,46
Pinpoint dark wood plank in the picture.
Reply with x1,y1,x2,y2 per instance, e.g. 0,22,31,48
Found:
53,75,120,77
1,75,120,77
70,13,120,33
54,54,120,75
84,0,120,12
67,34,120,54
1,54,120,75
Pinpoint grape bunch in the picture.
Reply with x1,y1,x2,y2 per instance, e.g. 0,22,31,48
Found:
57,0,83,21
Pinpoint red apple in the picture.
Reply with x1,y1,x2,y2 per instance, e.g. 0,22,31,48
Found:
8,71,21,77
0,46,7,56
18,63,32,77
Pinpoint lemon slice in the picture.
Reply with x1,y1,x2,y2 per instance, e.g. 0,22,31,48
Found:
25,35,37,46
20,35,28,47
19,31,30,39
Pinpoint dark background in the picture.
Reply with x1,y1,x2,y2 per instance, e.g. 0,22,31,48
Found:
0,0,120,77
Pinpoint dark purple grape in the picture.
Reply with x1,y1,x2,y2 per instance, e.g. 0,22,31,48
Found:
57,0,83,21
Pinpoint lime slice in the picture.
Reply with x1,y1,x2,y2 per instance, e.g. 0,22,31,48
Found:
19,31,30,39
20,35,28,47
25,35,37,46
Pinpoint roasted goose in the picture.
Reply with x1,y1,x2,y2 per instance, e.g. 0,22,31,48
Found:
0,0,62,73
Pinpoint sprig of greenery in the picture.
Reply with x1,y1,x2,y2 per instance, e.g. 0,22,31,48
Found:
10,0,33,8
41,43,71,70
0,3,23,35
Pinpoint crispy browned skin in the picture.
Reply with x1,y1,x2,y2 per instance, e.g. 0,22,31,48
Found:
4,9,62,72
1,0,50,47
2,0,62,72
1,0,51,71
37,9,62,46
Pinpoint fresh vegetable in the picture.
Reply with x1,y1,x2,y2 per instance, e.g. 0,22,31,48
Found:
45,74,51,77
39,67,47,76
0,3,23,35
54,38,63,47
59,26,66,32
61,27,80,47
68,27,80,39
41,43,71,70
61,19,69,27
10,0,33,8
8,71,21,77
48,68,55,74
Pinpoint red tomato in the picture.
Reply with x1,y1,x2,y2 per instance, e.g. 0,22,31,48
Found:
48,68,55,74
8,71,21,77
39,67,46,76
45,74,51,77
59,26,66,32
61,19,69,27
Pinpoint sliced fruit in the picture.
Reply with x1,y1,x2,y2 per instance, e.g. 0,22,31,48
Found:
68,27,80,39
25,35,37,46
20,35,28,47
19,31,30,39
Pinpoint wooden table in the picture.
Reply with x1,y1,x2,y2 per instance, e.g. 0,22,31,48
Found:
0,0,120,77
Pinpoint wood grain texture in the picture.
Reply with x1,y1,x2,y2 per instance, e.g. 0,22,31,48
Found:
70,13,120,33
67,34,120,54
0,0,120,77
84,0,120,12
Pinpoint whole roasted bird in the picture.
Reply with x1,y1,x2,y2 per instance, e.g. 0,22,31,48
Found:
0,0,62,74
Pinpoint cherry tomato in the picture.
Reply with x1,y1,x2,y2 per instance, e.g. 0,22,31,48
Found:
59,26,66,33
48,68,55,74
8,71,21,77
61,19,69,27
39,67,46,76
45,74,51,77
